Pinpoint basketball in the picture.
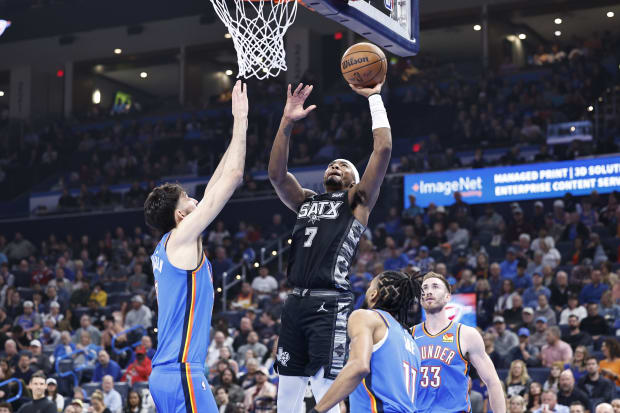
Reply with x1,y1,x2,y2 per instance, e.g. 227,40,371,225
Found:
340,42,387,88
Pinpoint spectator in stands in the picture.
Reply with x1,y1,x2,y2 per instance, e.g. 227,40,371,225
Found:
580,270,609,305
1,340,19,368
488,262,503,297
89,390,111,413
16,371,56,413
73,315,101,346
599,339,620,387
508,395,526,413
517,306,536,332
101,375,122,413
507,208,534,244
127,264,147,293
4,233,36,264
410,246,434,274
527,382,543,412
561,210,590,243
53,331,76,362
506,360,532,399
475,279,495,330
513,259,533,292
402,195,423,221
540,240,562,269
532,390,569,413
236,332,267,365
208,221,231,246
534,295,557,326
211,247,233,285
445,221,469,251
40,318,60,348
557,370,591,412
492,316,518,359
214,387,235,413
496,279,518,312
265,214,287,240
232,317,253,352
476,204,505,238
13,353,34,383
501,248,519,280
504,294,524,331
559,293,587,326
89,284,107,308
578,356,615,408
509,328,541,367
93,350,121,382
140,336,155,360
243,366,275,413
580,303,610,340
596,404,614,413
121,345,151,385
550,271,571,313
123,296,152,329
611,399,620,413
231,282,255,310
541,326,573,367
219,368,245,404
14,301,41,337
523,273,551,309
45,378,63,412
207,331,233,369
250,267,278,302
28,340,50,374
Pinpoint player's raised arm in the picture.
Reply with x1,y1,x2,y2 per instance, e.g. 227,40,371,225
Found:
349,77,392,221
173,80,248,244
311,310,379,413
268,83,317,212
461,325,506,413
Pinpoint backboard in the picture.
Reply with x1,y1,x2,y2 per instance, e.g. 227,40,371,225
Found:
307,0,419,56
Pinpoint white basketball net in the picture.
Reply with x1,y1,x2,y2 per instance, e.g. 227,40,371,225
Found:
209,0,299,79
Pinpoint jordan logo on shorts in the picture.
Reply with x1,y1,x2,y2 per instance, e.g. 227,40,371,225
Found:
277,347,290,366
317,302,328,312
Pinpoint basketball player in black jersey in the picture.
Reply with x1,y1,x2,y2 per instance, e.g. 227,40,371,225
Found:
268,79,391,413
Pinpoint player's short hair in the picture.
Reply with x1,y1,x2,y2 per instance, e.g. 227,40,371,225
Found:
30,370,46,382
422,272,451,293
144,183,185,233
374,270,422,328
0,402,12,412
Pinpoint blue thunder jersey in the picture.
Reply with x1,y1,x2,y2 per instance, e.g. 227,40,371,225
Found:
350,310,421,413
151,232,214,367
411,321,471,413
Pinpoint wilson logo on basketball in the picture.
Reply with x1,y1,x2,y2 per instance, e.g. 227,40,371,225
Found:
342,56,369,69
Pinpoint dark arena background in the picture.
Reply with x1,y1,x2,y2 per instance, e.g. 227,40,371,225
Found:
0,0,620,411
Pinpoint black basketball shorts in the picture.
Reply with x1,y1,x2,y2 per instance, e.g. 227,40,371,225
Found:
276,289,353,380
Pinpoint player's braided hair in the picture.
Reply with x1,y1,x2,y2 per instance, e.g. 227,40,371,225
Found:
374,270,422,328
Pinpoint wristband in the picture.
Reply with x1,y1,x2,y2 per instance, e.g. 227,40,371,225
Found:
369,94,390,130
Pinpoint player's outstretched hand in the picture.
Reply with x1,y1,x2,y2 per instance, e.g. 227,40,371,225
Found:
232,80,249,119
283,83,317,122
349,74,386,98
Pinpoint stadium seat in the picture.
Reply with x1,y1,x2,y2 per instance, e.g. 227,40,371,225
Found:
527,368,551,384
132,381,150,394
114,382,129,401
17,287,34,300
82,382,101,398
108,292,132,306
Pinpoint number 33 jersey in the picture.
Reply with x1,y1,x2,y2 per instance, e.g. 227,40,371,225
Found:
411,321,471,413
287,190,365,291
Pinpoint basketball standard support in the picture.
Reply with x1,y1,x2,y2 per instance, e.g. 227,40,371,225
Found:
306,0,419,56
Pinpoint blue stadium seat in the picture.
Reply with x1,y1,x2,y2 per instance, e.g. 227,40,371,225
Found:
17,288,34,300
82,382,101,398
132,381,150,394
114,382,129,401
527,368,551,384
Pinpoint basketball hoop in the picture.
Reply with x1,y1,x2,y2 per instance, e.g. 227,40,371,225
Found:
209,0,300,79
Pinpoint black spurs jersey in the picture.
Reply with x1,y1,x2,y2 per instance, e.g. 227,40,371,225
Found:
287,190,366,291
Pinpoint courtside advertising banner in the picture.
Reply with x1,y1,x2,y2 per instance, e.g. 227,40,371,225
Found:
404,155,620,207
421,293,477,327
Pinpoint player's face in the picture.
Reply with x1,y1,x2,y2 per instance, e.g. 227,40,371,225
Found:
175,192,198,221
420,278,450,314
364,277,380,309
324,160,354,190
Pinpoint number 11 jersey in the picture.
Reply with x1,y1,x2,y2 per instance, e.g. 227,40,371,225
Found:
287,190,365,291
